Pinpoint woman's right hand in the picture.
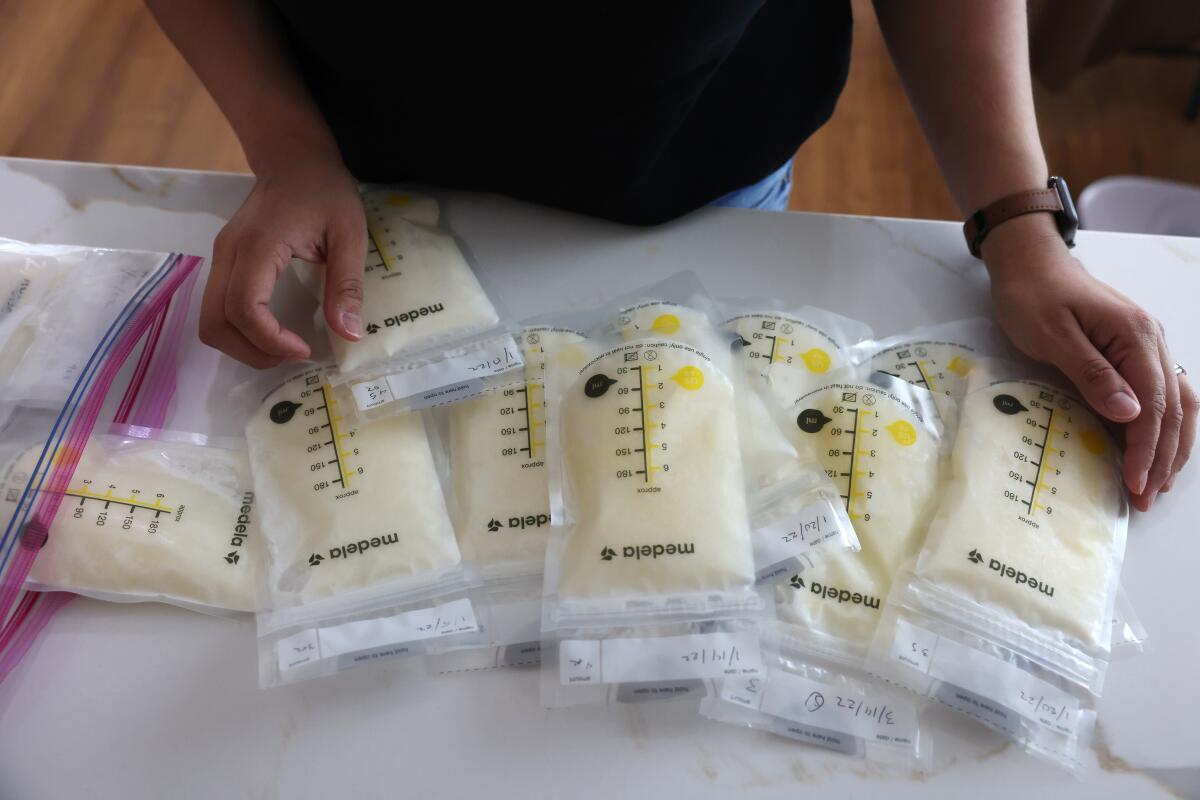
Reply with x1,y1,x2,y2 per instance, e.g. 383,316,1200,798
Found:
199,144,367,368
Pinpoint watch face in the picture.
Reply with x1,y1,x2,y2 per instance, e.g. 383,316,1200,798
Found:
1051,176,1079,246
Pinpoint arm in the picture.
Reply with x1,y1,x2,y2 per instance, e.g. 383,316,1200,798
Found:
874,0,1195,510
146,0,366,367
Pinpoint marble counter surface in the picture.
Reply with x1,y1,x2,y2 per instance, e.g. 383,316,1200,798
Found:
0,157,1196,799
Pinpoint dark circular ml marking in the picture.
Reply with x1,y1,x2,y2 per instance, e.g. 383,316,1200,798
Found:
992,394,1028,415
584,374,618,398
270,400,302,424
796,408,833,433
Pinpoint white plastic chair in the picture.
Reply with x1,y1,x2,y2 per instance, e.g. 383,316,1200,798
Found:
1077,176,1200,236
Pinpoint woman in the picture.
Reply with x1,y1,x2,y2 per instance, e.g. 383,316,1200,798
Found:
148,0,1194,510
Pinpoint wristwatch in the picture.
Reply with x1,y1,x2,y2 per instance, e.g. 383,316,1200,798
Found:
963,176,1079,258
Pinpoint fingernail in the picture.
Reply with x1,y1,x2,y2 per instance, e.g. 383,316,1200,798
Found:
340,310,363,339
1105,391,1140,420
1134,470,1148,495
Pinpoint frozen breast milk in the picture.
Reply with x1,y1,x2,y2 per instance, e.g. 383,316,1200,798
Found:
4,437,262,612
776,380,941,648
912,378,1123,650
555,339,755,598
0,254,56,384
450,328,588,571
246,367,461,605
295,191,500,376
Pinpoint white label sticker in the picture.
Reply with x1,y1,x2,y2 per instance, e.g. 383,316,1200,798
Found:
890,619,1081,736
890,617,939,673
318,598,480,658
559,639,602,684
757,670,919,746
350,380,394,411
352,335,524,411
559,631,763,685
720,674,768,709
276,628,321,674
753,502,846,583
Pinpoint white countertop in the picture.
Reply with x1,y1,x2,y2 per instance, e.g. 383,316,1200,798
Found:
0,157,1196,800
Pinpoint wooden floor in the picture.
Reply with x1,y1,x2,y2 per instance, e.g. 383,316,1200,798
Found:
1,0,1196,221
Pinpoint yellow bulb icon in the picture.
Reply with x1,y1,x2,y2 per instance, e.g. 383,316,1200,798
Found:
885,420,918,446
1080,429,1108,457
556,344,589,370
800,348,831,372
385,194,413,207
671,365,705,391
651,314,681,335
947,356,971,376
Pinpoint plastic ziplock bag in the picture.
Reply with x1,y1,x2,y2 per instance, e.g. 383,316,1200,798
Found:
0,239,178,413
866,359,1129,772
4,430,262,615
0,245,204,683
540,274,775,707
293,189,522,419
246,365,487,686
701,635,931,770
761,370,944,664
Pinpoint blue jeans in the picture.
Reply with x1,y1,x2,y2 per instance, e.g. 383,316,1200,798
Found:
711,158,794,211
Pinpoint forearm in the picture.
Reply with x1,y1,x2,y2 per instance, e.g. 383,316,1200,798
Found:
872,0,1056,268
145,0,341,173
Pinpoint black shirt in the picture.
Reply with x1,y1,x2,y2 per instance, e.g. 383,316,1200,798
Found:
271,2,852,225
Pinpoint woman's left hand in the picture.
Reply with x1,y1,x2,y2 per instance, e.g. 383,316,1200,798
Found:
985,215,1196,512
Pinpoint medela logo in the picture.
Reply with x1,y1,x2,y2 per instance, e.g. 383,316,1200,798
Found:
789,574,880,609
367,302,446,334
487,514,550,533
599,542,696,561
308,533,401,566
966,548,1055,598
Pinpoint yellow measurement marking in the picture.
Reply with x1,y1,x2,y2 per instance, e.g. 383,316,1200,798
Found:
64,487,173,514
846,409,867,520
947,355,970,377
367,227,396,273
1029,410,1057,515
641,365,659,482
914,360,938,393
526,380,547,459
322,384,353,488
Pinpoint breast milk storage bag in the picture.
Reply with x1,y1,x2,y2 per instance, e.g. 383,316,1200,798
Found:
701,368,941,766
0,244,203,682
867,359,1128,771
433,326,591,672
4,434,263,614
247,365,483,686
540,279,773,706
292,190,522,418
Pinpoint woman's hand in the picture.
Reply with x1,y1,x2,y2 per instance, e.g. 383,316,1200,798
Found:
199,143,367,368
986,215,1197,511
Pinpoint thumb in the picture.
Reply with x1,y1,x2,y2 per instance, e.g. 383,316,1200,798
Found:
322,217,368,341
1054,326,1141,423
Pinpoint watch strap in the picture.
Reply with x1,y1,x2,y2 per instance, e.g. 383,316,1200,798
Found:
963,187,1064,258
